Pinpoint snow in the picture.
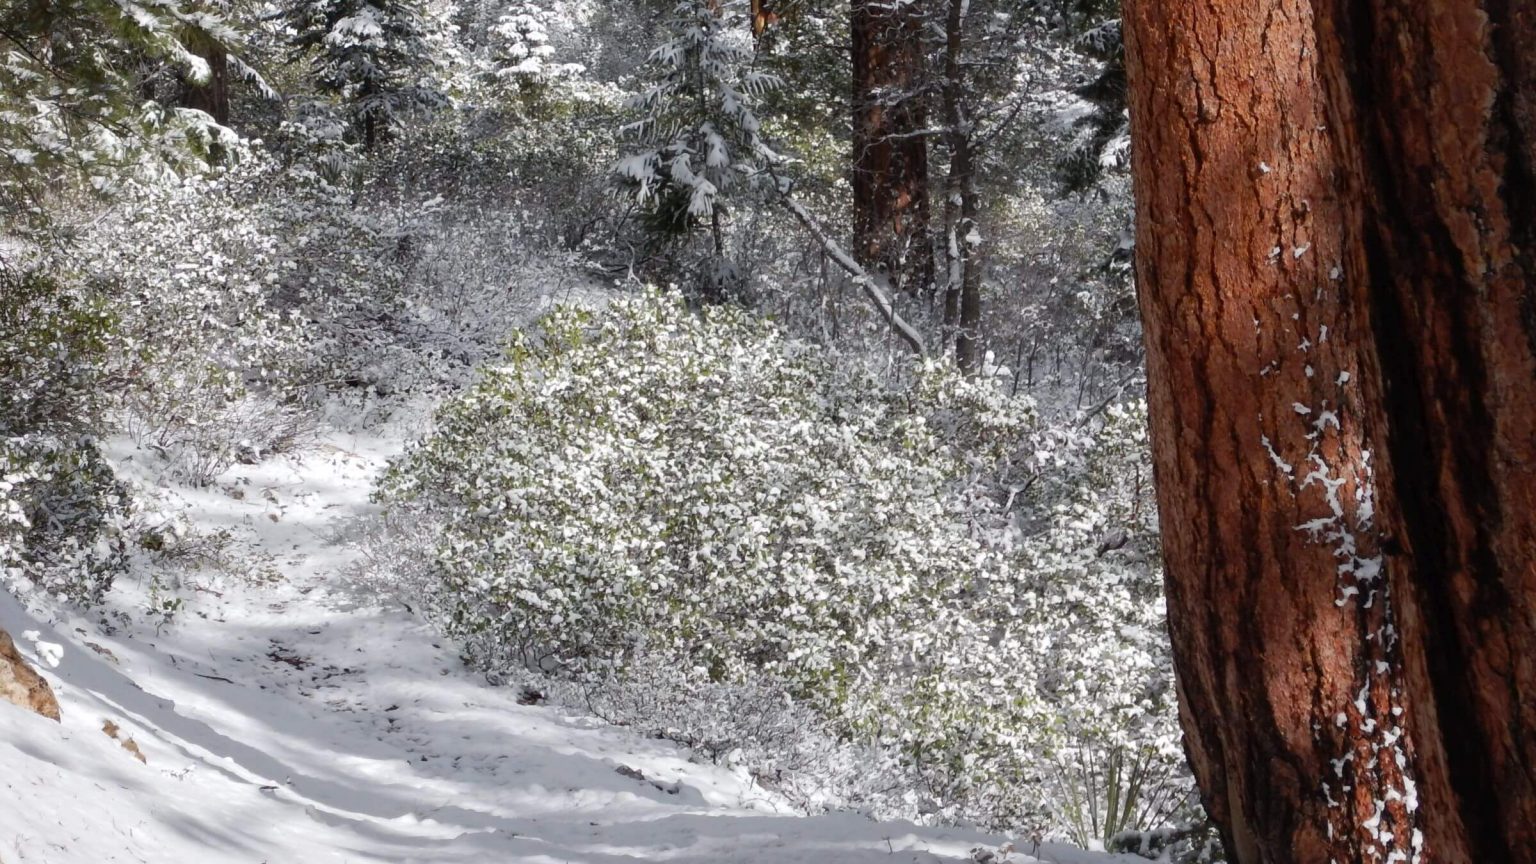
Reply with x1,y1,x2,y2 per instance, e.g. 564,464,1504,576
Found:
0,425,1125,864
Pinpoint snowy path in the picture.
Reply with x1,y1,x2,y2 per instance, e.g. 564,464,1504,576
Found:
0,430,1122,864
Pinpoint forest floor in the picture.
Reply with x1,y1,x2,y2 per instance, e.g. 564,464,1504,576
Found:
0,409,1128,864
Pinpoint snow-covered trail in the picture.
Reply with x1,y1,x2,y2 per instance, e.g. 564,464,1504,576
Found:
0,427,1121,864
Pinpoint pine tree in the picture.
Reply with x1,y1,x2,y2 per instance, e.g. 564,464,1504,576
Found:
1127,0,1536,859
488,1,556,82
1055,19,1127,194
0,0,240,210
615,0,780,298
284,0,444,149
850,0,931,296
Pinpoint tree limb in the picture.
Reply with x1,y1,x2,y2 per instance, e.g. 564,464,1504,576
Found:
775,187,927,357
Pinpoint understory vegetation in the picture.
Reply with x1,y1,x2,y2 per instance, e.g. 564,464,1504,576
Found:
374,290,1185,834
1,0,1211,856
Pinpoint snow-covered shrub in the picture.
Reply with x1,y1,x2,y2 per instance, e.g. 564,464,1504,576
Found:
541,656,914,816
0,271,113,434
486,3,558,83
0,270,132,604
79,145,532,469
0,435,132,606
269,105,604,406
284,0,447,148
378,289,1031,688
82,162,316,484
80,124,598,447
1018,402,1193,842
1110,821,1225,863
377,290,1046,814
374,290,1186,837
277,107,365,188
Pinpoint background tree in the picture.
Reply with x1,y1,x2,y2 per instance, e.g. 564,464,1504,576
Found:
0,0,240,209
1126,0,1536,860
616,0,781,302
1048,1,1126,194
850,0,931,296
284,0,444,149
930,0,1035,371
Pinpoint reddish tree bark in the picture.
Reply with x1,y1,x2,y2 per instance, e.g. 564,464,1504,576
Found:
851,0,932,295
1310,2,1536,860
1124,0,1421,860
1127,0,1536,861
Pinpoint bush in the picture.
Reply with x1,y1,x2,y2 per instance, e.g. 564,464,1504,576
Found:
0,270,133,604
0,271,114,434
0,436,132,606
374,290,1186,834
378,290,1031,689
533,655,915,817
1018,402,1192,841
81,163,317,483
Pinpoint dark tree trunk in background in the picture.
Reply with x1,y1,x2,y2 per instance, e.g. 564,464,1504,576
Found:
1125,0,1420,860
940,0,981,373
181,41,230,126
1309,2,1536,860
947,133,982,373
1127,0,1536,861
851,0,932,296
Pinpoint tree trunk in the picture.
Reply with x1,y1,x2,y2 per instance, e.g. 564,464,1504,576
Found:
1309,2,1536,860
1128,0,1536,860
851,0,932,295
180,42,230,126
1124,0,1422,860
939,0,982,373
948,139,982,374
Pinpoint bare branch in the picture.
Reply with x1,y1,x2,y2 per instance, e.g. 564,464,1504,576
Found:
773,182,926,357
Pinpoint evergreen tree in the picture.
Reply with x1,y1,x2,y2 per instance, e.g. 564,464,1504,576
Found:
849,0,931,296
488,1,556,82
284,0,444,149
616,0,780,296
0,0,240,210
1055,19,1127,195
1128,0,1536,858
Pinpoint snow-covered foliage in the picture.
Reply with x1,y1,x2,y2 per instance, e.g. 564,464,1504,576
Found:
284,0,446,147
487,2,558,81
0,0,244,209
377,290,1031,688
0,434,132,606
78,165,314,484
519,655,917,817
0,271,131,604
617,1,780,240
374,290,1187,836
1018,402,1191,843
1050,16,1130,193
1110,822,1225,863
75,141,586,434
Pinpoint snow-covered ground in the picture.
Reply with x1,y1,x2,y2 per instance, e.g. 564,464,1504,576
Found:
0,422,1128,864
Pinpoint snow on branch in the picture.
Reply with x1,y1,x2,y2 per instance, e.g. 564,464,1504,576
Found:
774,183,926,357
